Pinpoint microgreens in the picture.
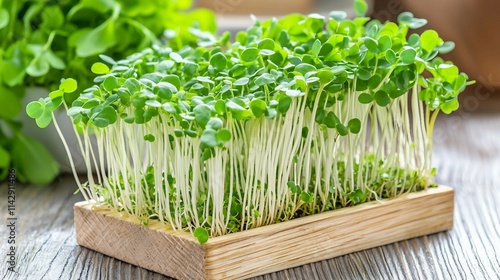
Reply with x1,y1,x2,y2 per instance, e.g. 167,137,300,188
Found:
27,1,472,243
0,0,215,183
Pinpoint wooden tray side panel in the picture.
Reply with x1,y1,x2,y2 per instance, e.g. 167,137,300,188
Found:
74,186,454,280
203,187,454,279
74,203,206,280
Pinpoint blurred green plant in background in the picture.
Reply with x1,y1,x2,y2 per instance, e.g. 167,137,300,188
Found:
0,0,215,184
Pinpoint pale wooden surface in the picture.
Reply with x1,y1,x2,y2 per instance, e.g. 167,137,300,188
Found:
2,106,500,279
74,187,453,280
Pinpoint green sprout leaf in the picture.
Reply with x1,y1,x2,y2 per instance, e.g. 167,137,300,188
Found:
353,0,368,17
59,78,78,93
91,62,110,74
210,53,227,71
348,118,361,134
193,227,209,244
241,48,259,63
250,99,267,117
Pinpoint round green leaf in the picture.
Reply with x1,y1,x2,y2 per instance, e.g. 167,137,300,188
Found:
364,37,378,53
194,104,212,127
234,77,250,86
201,129,218,148
103,76,119,91
216,129,232,142
374,90,391,106
420,30,442,52
250,99,267,117
358,93,373,104
378,35,392,52
385,49,397,64
277,96,292,114
60,78,78,93
348,118,361,134
324,111,340,128
336,123,348,136
258,38,275,51
194,227,209,244
400,48,416,65
91,62,110,74
210,53,227,71
26,102,44,119
241,48,259,63
353,0,368,17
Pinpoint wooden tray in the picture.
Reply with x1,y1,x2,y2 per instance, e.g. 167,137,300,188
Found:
74,185,454,280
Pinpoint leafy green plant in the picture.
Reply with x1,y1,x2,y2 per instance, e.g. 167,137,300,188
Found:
0,0,215,183
28,0,472,242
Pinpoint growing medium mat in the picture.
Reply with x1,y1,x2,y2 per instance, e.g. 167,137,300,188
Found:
74,185,454,280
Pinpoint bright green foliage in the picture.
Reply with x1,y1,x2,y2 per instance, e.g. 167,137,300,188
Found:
0,0,215,183
28,0,472,241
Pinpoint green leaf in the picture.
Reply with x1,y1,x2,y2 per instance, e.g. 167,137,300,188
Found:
45,50,66,70
440,99,459,114
124,78,141,93
353,0,368,17
277,96,292,114
364,37,378,53
210,53,227,71
317,69,334,84
144,134,155,142
420,30,443,52
216,129,231,142
241,48,259,63
26,102,44,119
76,18,117,57
103,76,119,91
193,227,209,244
295,63,317,75
348,118,361,134
234,77,250,86
358,93,373,104
26,55,50,77
378,35,392,52
436,41,455,54
385,49,397,64
0,146,10,174
0,87,21,119
0,8,9,29
258,38,275,51
311,39,322,56
194,104,212,127
91,62,110,74
162,75,181,90
329,11,347,21
286,89,305,97
201,129,218,148
207,118,223,130
324,112,340,128
400,48,416,65
374,90,391,106
59,78,78,93
92,107,117,128
250,99,267,117
12,134,59,185
336,123,348,136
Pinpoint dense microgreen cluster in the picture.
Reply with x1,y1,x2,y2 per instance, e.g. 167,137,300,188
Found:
28,1,472,243
0,0,215,183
